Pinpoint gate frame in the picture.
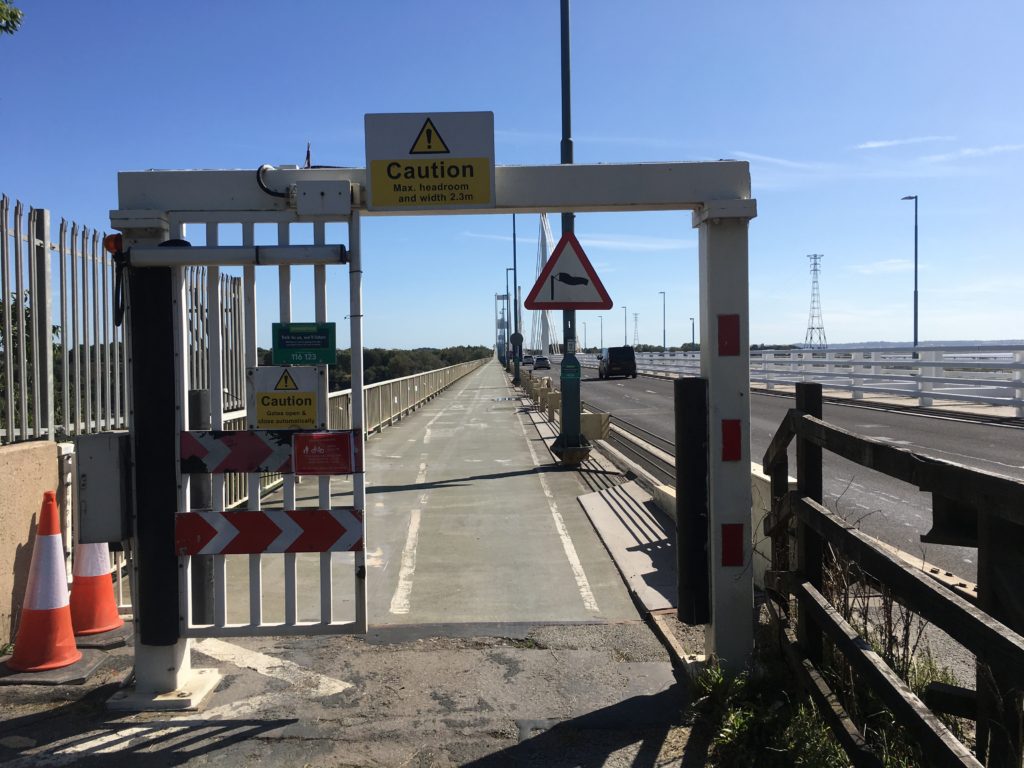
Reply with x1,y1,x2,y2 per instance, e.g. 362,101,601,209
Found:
112,160,757,703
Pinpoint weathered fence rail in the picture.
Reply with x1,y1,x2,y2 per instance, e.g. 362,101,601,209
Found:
763,382,1024,767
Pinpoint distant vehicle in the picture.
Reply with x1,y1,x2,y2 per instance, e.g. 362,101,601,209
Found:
533,356,551,370
597,346,637,379
523,354,535,366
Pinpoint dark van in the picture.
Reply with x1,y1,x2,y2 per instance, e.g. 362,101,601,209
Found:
598,346,637,379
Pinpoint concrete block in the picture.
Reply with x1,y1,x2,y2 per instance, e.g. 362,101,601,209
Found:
0,441,59,644
581,412,610,441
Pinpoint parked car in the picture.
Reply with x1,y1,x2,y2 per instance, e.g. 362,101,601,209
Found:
533,356,551,370
522,354,535,366
597,346,637,379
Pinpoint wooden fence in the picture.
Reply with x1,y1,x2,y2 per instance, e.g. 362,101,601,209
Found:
762,382,1024,767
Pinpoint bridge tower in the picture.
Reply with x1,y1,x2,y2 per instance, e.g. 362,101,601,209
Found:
632,313,639,347
804,254,828,349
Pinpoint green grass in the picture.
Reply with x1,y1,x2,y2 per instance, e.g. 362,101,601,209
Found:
687,637,970,767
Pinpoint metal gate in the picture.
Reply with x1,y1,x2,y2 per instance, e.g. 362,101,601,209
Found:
119,200,367,640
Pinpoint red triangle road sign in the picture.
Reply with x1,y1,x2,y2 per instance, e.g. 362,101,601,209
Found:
524,233,612,310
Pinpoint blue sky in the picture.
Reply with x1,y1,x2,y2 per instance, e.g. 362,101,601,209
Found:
3,1,1022,348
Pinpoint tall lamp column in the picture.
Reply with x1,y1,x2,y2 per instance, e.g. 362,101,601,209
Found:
901,195,919,357
659,291,666,352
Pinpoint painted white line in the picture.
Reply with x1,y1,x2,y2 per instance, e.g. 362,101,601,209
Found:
422,407,449,445
195,637,352,696
518,419,599,613
389,507,422,614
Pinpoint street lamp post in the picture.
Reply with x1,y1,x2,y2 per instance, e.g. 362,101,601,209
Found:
659,291,666,352
623,305,627,345
511,214,521,384
690,316,695,347
582,321,587,351
598,315,603,348
901,195,919,357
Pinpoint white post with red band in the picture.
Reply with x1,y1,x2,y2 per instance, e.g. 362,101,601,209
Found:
694,199,757,671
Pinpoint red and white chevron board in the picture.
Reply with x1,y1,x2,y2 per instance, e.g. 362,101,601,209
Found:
175,508,364,555
181,430,294,474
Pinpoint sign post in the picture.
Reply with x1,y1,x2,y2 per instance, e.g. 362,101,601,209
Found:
525,233,612,463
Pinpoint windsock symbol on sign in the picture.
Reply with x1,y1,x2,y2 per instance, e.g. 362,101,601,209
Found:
7,492,82,672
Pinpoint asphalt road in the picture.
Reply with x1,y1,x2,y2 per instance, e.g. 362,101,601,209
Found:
553,362,1024,584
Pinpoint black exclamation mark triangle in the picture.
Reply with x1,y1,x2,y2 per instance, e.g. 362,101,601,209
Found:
409,118,450,154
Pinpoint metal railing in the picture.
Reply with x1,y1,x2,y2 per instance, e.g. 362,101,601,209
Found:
215,358,487,509
562,346,1024,415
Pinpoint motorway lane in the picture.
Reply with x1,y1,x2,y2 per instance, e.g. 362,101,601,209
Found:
549,361,1024,583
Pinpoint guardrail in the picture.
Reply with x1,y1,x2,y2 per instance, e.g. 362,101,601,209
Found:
554,346,1024,415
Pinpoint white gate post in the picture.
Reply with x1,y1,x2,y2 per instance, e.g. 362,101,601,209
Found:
694,200,756,672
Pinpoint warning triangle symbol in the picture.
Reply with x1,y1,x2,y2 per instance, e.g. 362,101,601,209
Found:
275,370,299,391
409,118,450,155
524,233,613,310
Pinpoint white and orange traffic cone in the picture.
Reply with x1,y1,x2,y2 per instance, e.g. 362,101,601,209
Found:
7,491,82,672
70,542,124,636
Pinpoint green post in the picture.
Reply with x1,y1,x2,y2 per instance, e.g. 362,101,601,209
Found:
551,0,590,464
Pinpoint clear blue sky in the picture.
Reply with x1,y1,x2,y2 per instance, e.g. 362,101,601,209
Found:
3,2,1022,348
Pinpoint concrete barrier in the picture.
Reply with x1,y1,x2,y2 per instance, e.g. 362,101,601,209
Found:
1,440,59,643
638,462,794,592
545,392,561,421
581,412,610,441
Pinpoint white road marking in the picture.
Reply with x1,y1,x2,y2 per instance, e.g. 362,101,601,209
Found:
195,637,352,696
645,390,657,394
518,419,599,613
390,508,422,614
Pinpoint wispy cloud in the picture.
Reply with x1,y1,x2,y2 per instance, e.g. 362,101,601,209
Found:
847,259,912,275
921,144,1024,163
729,151,835,172
461,231,693,253
855,136,954,150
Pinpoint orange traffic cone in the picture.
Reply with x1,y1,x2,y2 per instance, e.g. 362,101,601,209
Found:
70,542,124,636
8,491,82,672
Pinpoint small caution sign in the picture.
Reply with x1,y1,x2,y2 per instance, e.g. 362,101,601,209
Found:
409,118,450,154
275,370,299,391
247,366,321,430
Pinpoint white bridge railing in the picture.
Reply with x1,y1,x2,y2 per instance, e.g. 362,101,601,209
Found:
556,345,1024,416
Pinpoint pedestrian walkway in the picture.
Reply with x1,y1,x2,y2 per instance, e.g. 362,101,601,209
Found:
0,361,698,767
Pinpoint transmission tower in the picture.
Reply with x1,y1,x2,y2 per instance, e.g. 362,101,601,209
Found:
804,254,828,349
632,313,640,346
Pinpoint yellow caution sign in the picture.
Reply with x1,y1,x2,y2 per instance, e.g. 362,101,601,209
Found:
409,118,450,154
365,112,495,211
256,391,317,429
275,370,299,391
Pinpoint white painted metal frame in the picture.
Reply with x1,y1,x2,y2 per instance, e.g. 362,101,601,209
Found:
153,212,367,639
113,159,756,684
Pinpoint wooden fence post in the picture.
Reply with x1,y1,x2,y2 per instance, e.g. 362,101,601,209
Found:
976,510,1024,767
796,382,824,664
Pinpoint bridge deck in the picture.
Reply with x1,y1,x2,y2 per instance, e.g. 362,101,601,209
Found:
245,360,640,626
